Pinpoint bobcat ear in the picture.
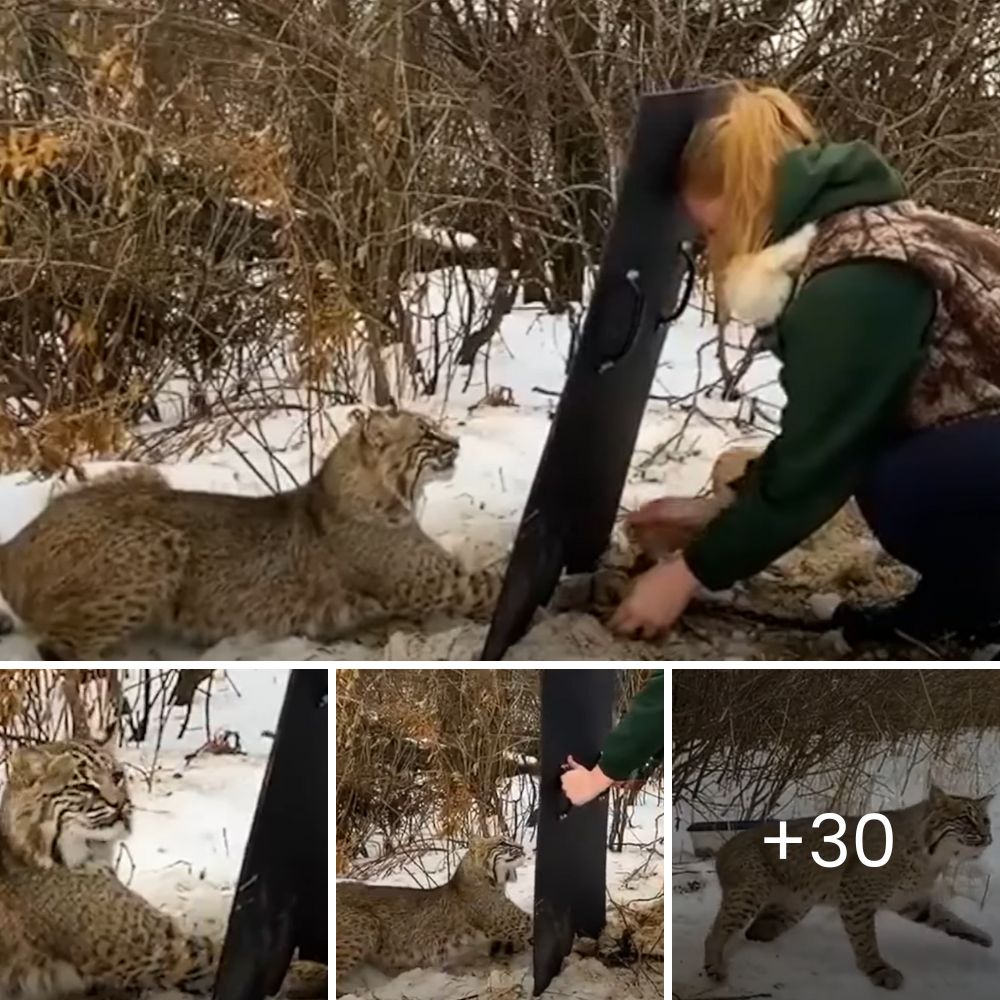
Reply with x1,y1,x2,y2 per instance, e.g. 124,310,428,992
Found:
43,754,76,787
977,793,994,808
928,783,947,806
11,747,74,789
348,407,367,426
95,720,117,752
385,397,399,417
8,746,48,787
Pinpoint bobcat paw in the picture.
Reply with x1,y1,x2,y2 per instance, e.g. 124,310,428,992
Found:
955,928,992,947
868,965,903,990
704,960,727,983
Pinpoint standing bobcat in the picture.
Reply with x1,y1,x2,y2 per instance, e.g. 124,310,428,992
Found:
336,836,531,989
0,405,501,659
0,737,326,998
704,785,993,990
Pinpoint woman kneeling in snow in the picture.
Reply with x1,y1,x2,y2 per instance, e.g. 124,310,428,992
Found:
611,82,1000,646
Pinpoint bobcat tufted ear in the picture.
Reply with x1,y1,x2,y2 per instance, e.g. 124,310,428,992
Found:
94,720,118,752
9,746,74,789
348,407,368,426
384,397,399,417
977,792,994,808
42,754,76,787
7,746,48,787
928,783,947,806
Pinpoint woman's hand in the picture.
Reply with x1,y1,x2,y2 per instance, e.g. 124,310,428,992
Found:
560,755,615,806
609,556,700,639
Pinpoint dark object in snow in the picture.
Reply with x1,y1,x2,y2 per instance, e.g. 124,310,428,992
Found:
184,729,245,763
213,669,327,1000
171,668,214,707
688,818,775,859
532,669,616,996
480,85,731,659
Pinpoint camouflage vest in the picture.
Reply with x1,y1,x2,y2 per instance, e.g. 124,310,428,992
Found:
797,200,1000,428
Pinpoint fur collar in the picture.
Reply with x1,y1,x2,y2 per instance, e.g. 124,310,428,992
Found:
722,222,818,327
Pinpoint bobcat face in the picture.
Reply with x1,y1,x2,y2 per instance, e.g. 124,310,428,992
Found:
1,737,132,870
466,836,526,886
926,784,993,859
347,405,460,503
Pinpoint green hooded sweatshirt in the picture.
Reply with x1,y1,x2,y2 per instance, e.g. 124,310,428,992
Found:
599,669,663,781
684,142,937,591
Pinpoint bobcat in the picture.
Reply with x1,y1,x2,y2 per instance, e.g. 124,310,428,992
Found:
0,405,502,659
0,735,130,872
336,836,531,990
704,785,993,990
0,737,327,998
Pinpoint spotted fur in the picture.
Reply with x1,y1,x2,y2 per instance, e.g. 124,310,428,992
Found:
336,836,532,988
0,405,502,659
0,737,130,872
704,785,993,991
0,739,326,998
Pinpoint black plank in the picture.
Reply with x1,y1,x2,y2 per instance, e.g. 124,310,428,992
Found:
214,668,329,1000
532,669,617,996
481,85,731,660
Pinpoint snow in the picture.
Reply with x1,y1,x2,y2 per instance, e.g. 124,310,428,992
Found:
337,773,664,1000
113,670,295,927
0,668,309,998
0,272,779,660
672,733,1000,1000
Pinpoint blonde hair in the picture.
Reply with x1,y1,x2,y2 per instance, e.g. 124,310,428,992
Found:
681,83,818,304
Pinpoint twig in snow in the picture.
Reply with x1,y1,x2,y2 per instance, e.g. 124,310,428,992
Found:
183,729,245,764
115,841,137,887
223,670,241,698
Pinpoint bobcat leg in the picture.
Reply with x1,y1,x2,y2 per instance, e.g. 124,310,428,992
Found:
335,910,379,984
87,930,218,993
31,524,188,659
383,558,503,623
745,902,810,942
840,904,902,989
281,959,329,998
704,881,769,982
0,947,85,1000
443,565,503,620
897,898,992,947
487,900,532,954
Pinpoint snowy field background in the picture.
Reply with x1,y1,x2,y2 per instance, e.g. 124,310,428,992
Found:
337,775,664,1000
0,270,779,660
49,668,311,998
672,735,1000,999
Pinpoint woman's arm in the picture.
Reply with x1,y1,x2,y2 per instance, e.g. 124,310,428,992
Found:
684,260,935,592
560,670,664,805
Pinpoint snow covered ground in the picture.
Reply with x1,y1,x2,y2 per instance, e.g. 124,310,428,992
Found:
337,775,664,999
672,733,1000,1000
0,272,778,660
72,668,312,996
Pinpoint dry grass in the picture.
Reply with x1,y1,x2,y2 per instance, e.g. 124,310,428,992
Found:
335,668,660,875
673,669,1000,820
0,668,119,760
1,3,999,474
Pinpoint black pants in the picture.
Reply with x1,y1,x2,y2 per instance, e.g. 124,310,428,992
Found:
855,415,1000,631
